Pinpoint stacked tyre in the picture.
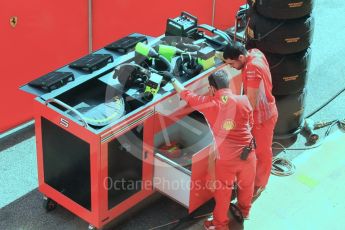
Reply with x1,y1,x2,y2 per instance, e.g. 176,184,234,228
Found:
246,0,314,138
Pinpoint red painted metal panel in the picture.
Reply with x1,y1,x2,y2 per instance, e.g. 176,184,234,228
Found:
90,139,102,228
189,145,213,213
0,0,88,133
40,184,96,224
34,100,100,227
214,0,246,30
92,0,214,50
99,143,109,223
142,114,155,189
99,113,156,226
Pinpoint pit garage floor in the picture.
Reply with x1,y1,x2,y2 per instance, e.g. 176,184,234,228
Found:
1,0,345,229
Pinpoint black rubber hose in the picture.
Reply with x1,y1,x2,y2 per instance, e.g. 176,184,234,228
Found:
157,55,172,73
305,85,345,118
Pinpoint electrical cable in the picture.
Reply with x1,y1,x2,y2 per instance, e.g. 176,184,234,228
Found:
305,85,345,118
271,142,296,176
147,212,212,230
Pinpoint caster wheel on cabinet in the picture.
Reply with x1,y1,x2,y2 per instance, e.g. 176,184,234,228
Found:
43,196,57,212
88,224,98,230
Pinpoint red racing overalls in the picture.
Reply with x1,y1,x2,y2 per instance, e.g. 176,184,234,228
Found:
180,88,256,227
242,49,278,189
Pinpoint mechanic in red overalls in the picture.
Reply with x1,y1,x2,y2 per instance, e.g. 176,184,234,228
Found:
162,69,256,229
223,42,278,197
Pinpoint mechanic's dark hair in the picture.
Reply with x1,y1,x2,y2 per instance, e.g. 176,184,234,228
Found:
223,41,248,60
208,70,229,90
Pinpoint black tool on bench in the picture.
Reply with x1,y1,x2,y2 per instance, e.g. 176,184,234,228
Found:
69,54,114,73
28,71,74,92
105,34,148,54
165,11,198,37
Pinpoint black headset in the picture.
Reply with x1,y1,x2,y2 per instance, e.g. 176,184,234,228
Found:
114,65,149,91
174,54,203,78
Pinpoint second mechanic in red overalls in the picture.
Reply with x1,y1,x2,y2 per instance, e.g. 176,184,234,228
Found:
223,42,278,197
161,69,256,229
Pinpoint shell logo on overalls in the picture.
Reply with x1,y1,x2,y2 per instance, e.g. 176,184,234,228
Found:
222,119,235,131
220,95,235,131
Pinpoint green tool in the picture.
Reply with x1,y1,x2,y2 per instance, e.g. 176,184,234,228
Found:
143,73,163,101
197,46,216,70
158,45,183,62
135,42,159,58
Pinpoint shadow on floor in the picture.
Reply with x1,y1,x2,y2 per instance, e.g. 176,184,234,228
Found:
0,124,35,152
0,189,216,230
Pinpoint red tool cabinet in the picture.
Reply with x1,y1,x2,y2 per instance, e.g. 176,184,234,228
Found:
22,29,242,228
31,72,219,229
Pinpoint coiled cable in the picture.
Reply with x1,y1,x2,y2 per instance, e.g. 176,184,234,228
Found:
271,142,296,176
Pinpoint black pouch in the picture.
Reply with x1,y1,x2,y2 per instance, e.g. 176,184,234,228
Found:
240,146,252,160
240,138,255,160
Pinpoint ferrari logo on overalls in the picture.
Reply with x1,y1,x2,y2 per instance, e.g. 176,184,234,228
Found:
221,95,228,104
222,119,235,131
10,16,18,28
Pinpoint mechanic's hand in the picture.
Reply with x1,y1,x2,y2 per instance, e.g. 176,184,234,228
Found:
215,51,225,61
160,71,175,82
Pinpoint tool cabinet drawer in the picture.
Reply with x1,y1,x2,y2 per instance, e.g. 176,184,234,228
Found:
154,155,191,207
153,145,213,212
153,111,213,212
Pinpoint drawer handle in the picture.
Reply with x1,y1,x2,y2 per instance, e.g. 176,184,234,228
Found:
155,153,191,176
45,98,89,128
